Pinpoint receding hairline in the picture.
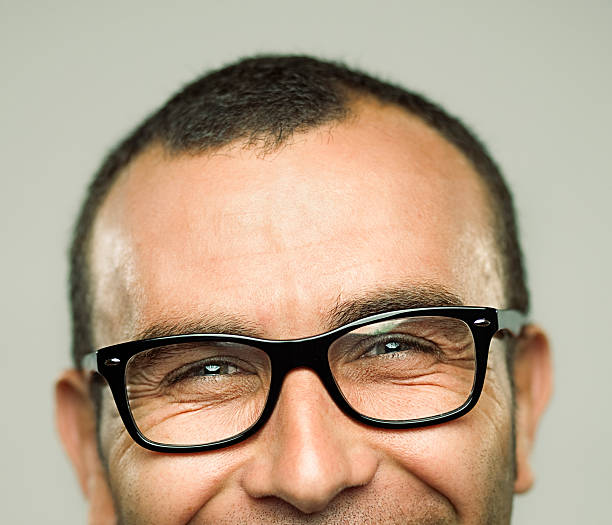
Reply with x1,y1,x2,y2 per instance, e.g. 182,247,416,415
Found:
96,93,495,217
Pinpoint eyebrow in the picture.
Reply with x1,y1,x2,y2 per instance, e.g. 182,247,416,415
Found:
135,314,263,340
324,283,464,330
134,282,465,341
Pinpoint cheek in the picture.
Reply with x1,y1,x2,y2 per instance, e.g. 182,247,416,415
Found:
99,392,249,524
109,450,243,524
370,370,515,517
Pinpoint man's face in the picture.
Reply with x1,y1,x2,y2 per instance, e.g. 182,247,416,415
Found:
59,102,549,524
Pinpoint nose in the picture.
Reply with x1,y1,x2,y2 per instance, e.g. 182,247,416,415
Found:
241,368,379,514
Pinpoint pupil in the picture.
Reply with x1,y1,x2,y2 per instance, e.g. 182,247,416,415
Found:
205,364,221,374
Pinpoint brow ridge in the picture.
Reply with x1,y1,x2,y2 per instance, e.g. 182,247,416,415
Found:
132,282,465,342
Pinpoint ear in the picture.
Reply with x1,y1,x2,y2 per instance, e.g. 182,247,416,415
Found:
55,370,117,523
512,324,553,493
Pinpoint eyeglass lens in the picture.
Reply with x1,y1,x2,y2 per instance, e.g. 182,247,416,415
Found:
124,315,476,446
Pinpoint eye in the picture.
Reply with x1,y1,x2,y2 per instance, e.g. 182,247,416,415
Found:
195,362,240,376
166,359,247,385
360,335,439,359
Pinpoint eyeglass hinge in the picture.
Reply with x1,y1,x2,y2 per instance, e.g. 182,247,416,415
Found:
473,318,491,327
104,357,121,366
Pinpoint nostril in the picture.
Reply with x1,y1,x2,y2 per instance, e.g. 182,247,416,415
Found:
275,455,348,513
244,441,379,514
279,489,341,515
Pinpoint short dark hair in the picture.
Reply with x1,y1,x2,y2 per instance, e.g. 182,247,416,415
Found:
69,54,529,368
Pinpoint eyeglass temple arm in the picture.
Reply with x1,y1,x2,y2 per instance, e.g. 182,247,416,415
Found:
496,309,528,337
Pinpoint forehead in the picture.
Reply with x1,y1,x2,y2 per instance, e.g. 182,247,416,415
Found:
90,102,502,345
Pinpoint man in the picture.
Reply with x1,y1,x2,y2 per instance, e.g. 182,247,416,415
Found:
55,55,552,524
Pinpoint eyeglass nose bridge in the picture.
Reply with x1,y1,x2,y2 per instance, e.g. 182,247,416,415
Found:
270,334,335,375
262,335,361,426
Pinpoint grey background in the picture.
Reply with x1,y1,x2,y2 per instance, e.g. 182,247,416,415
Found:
1,1,610,523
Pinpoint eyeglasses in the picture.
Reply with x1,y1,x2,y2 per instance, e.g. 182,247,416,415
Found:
82,306,525,453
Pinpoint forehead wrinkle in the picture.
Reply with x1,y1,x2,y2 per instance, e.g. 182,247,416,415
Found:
156,220,400,267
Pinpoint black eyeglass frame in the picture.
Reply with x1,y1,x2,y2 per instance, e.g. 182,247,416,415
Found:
82,306,526,453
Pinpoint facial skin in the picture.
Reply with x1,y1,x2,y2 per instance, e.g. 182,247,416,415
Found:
56,100,552,524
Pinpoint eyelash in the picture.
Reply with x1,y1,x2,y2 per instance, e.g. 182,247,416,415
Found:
355,334,441,359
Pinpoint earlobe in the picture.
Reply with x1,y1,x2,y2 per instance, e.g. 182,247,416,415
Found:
512,325,553,493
